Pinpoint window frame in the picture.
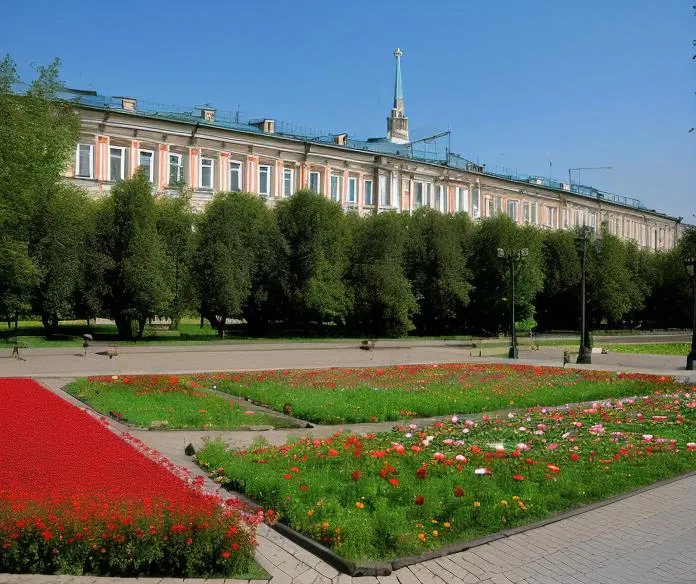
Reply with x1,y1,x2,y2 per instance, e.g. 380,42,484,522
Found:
309,171,321,193
378,175,389,206
200,157,215,190
109,146,126,182
347,176,357,204
507,199,519,222
282,167,294,197
75,144,94,179
472,188,480,218
258,164,272,197
330,174,343,202
364,179,374,205
229,160,243,192
168,152,184,185
137,149,155,183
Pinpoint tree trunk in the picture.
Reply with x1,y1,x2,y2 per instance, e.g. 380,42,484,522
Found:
115,316,134,340
136,317,147,339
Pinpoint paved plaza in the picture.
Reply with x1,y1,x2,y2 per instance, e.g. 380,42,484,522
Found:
2,341,696,583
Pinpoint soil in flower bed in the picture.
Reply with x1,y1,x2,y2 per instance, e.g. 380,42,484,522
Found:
198,389,696,562
0,378,268,577
68,376,299,429
195,364,684,424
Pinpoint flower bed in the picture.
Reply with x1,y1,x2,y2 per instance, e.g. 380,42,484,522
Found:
0,378,267,577
69,375,297,429
198,389,696,561
198,364,683,423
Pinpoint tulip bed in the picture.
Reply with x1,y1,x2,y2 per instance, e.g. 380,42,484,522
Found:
68,375,297,429
198,386,696,561
0,378,268,577
203,363,679,423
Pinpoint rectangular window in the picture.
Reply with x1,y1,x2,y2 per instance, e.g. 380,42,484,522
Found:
435,185,446,213
379,175,388,206
109,146,126,182
169,153,184,185
138,150,154,182
282,168,294,197
415,182,424,208
472,188,480,218
227,161,242,192
330,174,342,202
364,179,374,205
76,144,93,178
457,187,469,213
531,202,539,225
523,201,530,224
347,177,357,204
258,165,271,196
200,158,214,189
425,183,432,207
486,197,494,217
507,200,519,222
391,177,400,208
546,207,558,228
309,171,320,193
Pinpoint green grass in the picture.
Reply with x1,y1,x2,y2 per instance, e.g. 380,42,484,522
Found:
203,364,677,424
197,389,696,561
606,343,691,356
65,377,299,430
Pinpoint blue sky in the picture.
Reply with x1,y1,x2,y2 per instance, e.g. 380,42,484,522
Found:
2,0,694,220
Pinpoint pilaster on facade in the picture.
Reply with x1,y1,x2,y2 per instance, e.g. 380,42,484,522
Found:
219,151,230,192
129,140,140,178
95,135,109,182
246,155,259,194
188,147,200,189
158,144,170,189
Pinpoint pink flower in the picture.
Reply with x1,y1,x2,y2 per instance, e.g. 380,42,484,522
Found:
547,442,558,451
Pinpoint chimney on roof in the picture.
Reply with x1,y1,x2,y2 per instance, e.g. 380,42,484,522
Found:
250,119,275,134
200,107,216,122
334,133,348,146
121,98,137,111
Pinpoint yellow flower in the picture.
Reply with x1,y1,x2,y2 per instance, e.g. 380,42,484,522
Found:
432,530,439,537
512,496,520,501
443,522,451,528
322,521,329,529
473,501,481,508
500,500,508,507
418,533,426,542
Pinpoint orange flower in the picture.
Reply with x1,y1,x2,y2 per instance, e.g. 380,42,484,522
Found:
355,502,365,509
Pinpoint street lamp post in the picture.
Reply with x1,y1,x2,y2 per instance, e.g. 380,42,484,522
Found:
685,258,696,371
497,247,529,359
577,227,592,364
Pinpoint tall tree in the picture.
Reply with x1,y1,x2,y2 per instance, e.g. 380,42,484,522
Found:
87,173,171,339
405,208,474,335
275,190,349,331
194,192,279,337
346,212,417,337
156,195,196,329
30,184,92,334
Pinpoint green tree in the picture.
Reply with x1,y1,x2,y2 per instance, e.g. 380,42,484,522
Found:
534,230,581,331
194,192,278,337
30,184,92,334
156,195,196,329
0,55,80,324
87,173,171,339
468,216,544,334
405,208,474,335
275,190,349,331
346,212,417,337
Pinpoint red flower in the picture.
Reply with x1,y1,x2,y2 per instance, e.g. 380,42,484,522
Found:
513,474,524,481
416,465,427,479
414,496,425,505
388,478,399,487
283,473,292,479
221,551,231,558
327,448,339,457
546,464,561,474
351,470,361,481
570,453,580,461
525,458,536,465
454,486,465,497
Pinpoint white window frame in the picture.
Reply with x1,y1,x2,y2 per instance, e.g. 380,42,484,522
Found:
378,175,388,206
364,179,374,205
200,157,214,189
347,177,357,204
494,196,503,216
109,146,126,182
168,153,184,185
229,160,243,192
507,200,519,222
137,149,154,182
258,165,271,197
282,168,294,197
75,144,93,179
309,171,321,193
531,202,539,225
330,174,343,202
391,177,400,208
457,187,469,214
472,188,480,218
523,201,531,224
415,182,425,208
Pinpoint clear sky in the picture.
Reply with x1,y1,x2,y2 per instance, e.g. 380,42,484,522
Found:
2,0,694,220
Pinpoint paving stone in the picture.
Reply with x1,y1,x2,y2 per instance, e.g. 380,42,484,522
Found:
313,563,339,580
393,569,420,584
333,575,352,584
376,576,399,584
267,573,292,584
276,560,313,580
350,578,378,584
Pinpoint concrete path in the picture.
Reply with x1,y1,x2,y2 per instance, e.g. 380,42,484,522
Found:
3,346,696,583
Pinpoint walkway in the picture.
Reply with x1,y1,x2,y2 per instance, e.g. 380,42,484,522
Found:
2,344,696,583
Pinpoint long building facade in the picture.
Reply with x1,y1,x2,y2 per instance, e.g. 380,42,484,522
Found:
64,50,683,251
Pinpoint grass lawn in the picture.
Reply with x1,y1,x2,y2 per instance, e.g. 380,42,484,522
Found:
197,389,696,561
201,364,682,424
66,377,300,430
606,343,692,356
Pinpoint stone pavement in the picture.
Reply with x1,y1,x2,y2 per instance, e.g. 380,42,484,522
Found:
3,345,696,583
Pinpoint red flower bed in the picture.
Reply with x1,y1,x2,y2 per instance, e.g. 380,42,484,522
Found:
0,378,263,577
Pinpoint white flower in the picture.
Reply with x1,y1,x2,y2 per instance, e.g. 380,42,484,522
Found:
462,428,470,434
405,432,412,438
474,468,491,475
518,426,527,432
409,424,417,430
487,442,505,451
455,454,466,462
507,412,515,419
451,415,459,423
516,443,529,451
